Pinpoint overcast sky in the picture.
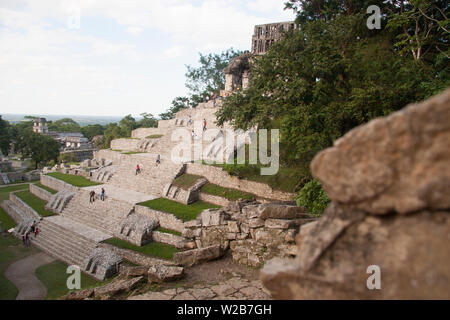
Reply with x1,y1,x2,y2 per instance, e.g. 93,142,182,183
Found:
0,0,294,117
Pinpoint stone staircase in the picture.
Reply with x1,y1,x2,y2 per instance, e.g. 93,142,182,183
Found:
29,219,98,272
60,190,133,235
91,165,118,183
1,172,10,185
107,156,185,196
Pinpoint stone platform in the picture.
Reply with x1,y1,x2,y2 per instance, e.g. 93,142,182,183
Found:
82,184,156,204
46,215,111,243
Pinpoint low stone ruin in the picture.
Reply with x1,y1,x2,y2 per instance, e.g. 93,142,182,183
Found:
182,201,317,267
261,88,450,299
84,247,122,280
163,177,208,205
115,213,159,246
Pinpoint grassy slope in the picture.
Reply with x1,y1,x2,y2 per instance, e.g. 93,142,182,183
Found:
172,174,204,189
139,198,220,221
201,183,254,201
15,190,55,217
35,260,111,300
47,172,101,187
156,227,182,237
33,183,58,195
104,238,178,260
0,235,38,300
0,184,30,231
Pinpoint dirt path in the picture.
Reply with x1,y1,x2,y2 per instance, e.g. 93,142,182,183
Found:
4,252,55,300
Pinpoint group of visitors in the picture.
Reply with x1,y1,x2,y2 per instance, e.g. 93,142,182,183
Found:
89,188,106,203
185,117,207,131
22,221,39,247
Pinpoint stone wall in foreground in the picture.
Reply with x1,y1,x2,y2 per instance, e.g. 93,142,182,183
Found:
186,163,295,202
261,88,450,300
183,201,317,267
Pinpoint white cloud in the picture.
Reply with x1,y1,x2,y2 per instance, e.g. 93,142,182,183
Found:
164,45,184,59
0,0,295,116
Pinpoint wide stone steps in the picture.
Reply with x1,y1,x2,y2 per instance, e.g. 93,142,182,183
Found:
30,220,97,268
109,161,183,196
61,203,122,235
60,192,132,235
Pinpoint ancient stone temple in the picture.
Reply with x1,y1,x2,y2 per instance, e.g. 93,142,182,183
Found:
33,117,49,134
222,21,298,97
222,52,253,96
251,21,297,55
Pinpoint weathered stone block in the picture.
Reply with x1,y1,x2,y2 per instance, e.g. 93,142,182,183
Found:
248,218,265,228
148,265,184,283
173,245,223,266
94,276,143,297
265,219,294,229
257,204,307,220
227,221,240,233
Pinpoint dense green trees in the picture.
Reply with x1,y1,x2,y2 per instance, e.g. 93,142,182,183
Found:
48,118,81,132
15,130,60,169
215,0,448,214
185,48,242,106
217,1,449,166
0,116,12,156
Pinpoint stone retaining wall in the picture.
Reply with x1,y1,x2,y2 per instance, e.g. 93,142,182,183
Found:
183,201,317,267
132,128,167,139
152,231,187,249
186,163,295,202
134,205,185,233
198,192,229,206
111,139,141,152
29,183,52,202
1,201,26,225
40,174,79,192
9,192,41,220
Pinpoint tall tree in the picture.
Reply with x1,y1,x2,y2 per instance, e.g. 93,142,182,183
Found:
16,131,60,169
48,118,81,132
0,116,11,156
138,113,158,128
159,97,190,120
185,48,242,106
216,13,444,165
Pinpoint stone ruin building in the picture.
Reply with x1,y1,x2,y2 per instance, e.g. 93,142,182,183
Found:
33,117,49,134
222,21,297,97
251,21,298,55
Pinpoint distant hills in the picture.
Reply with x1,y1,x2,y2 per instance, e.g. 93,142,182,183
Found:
1,114,129,126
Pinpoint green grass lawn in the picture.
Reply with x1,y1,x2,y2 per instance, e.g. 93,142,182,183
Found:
15,191,55,217
146,134,164,139
201,183,255,201
0,184,30,233
0,184,30,203
33,183,58,195
172,174,204,189
47,172,101,188
197,160,306,194
65,162,80,166
139,198,220,221
122,151,145,155
104,238,178,260
0,208,17,231
35,260,111,300
156,227,182,237
0,235,38,300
